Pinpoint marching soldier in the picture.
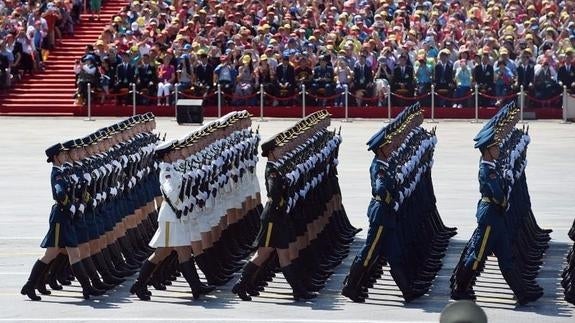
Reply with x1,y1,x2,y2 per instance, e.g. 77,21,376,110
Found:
451,101,544,305
130,140,215,301
342,102,455,303
21,143,106,301
232,111,357,301
563,219,575,304
131,111,261,300
23,113,162,301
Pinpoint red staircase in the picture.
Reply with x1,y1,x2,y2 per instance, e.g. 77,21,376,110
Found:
0,0,127,116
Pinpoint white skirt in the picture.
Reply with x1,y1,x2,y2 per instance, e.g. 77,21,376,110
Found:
186,210,202,241
149,220,191,248
197,206,213,233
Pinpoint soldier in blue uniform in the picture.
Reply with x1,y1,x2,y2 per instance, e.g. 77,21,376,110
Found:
342,112,426,303
21,143,106,301
342,102,454,303
63,139,115,292
451,105,543,305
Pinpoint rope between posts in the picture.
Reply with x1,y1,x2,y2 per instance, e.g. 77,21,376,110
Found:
222,92,260,100
178,91,217,99
105,91,132,98
525,94,562,104
346,92,380,102
434,92,474,101
390,92,430,100
306,92,345,100
477,92,518,100
137,92,167,100
264,92,301,101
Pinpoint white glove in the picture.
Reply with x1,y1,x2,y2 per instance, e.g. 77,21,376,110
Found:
78,204,85,214
70,205,76,214
83,173,92,183
102,192,107,200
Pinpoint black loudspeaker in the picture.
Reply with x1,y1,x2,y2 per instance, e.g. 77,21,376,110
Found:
176,99,204,124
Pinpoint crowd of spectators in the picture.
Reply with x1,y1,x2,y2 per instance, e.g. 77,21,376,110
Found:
65,0,575,108
0,0,85,91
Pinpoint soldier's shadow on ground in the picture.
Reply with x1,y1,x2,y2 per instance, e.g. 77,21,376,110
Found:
34,238,574,315
31,285,131,309
246,237,447,311
424,239,574,318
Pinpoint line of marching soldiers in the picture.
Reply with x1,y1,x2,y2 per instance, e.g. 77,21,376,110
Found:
21,104,557,306
130,111,263,300
342,102,457,303
22,113,161,301
231,110,361,301
563,219,575,304
450,101,549,305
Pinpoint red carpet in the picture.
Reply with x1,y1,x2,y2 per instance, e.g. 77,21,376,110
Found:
73,103,563,120
0,0,128,116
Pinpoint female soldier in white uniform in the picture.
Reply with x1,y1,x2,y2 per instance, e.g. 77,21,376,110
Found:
130,140,214,301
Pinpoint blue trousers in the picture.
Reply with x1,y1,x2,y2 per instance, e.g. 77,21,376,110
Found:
463,219,514,272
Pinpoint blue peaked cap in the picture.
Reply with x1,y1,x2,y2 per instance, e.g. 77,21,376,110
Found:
473,101,516,150
367,102,421,151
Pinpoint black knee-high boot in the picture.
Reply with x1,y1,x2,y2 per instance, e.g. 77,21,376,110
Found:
92,253,125,285
46,253,67,290
70,262,106,300
232,262,260,301
83,257,114,291
179,258,216,300
130,260,157,301
281,263,317,301
21,260,49,301
35,258,55,295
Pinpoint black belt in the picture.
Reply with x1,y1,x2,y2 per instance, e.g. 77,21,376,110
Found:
161,189,182,219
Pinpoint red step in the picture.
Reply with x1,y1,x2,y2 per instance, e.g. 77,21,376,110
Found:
0,0,130,115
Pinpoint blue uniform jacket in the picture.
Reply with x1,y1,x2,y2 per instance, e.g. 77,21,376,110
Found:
367,158,398,228
52,166,70,206
476,160,507,225
49,166,72,222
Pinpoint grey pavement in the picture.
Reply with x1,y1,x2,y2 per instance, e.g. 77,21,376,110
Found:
0,117,574,322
